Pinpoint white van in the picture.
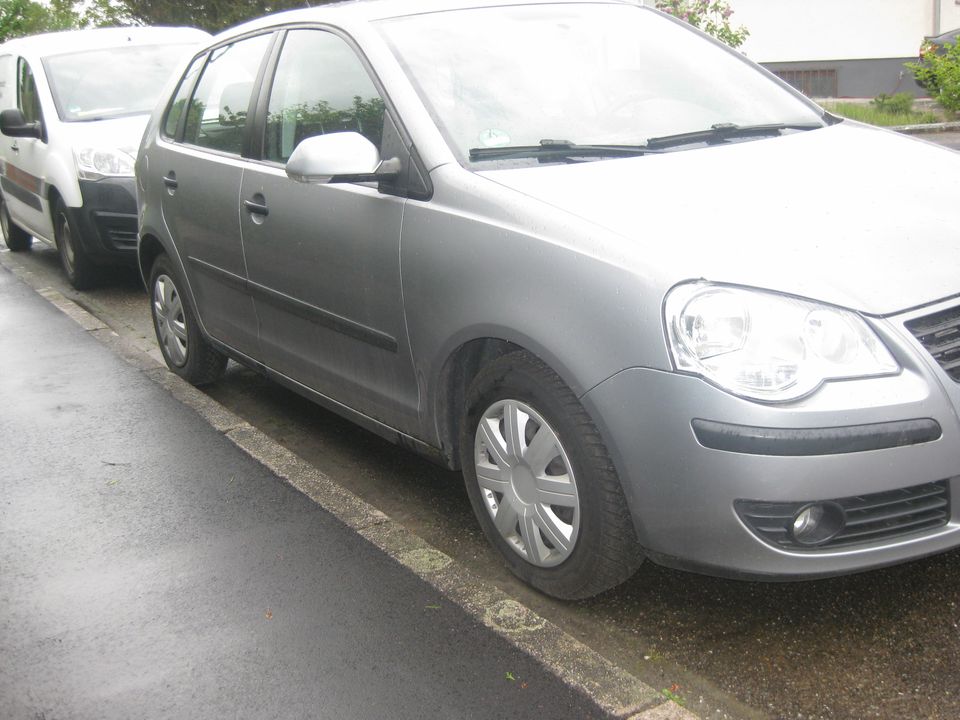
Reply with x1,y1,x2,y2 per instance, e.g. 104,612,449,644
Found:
0,26,208,288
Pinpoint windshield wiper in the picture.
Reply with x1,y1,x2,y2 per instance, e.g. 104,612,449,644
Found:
643,122,823,150
469,139,662,162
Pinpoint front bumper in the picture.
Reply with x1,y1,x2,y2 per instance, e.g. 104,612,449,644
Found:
581,303,960,580
68,178,138,264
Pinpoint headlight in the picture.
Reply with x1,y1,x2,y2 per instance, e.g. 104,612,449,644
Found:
75,147,135,180
664,283,899,402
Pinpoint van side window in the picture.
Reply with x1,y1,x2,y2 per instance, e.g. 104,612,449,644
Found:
183,34,271,155
17,58,43,125
0,55,13,110
163,54,206,140
264,30,386,163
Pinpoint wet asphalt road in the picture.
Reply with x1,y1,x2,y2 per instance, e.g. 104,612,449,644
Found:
2,131,959,720
0,266,612,719
923,131,960,150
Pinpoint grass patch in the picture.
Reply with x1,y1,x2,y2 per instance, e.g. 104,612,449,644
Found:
822,101,940,127
661,687,686,706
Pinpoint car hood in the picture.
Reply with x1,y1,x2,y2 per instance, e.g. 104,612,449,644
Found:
58,114,149,158
477,122,960,316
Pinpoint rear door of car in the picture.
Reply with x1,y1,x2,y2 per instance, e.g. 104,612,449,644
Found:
238,26,423,429
155,32,274,359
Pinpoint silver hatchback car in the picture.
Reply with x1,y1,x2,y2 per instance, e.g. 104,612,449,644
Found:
138,0,960,599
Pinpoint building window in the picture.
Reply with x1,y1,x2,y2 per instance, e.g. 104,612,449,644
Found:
774,69,838,98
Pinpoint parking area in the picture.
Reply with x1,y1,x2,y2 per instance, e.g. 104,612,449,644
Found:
2,0,959,710
4,133,960,718
0,266,620,720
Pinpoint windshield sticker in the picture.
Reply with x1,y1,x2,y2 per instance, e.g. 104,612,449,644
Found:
478,129,511,147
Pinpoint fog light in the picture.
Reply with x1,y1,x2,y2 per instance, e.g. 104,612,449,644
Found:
791,502,845,546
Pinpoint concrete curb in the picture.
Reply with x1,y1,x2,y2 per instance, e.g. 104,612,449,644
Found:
893,120,960,134
0,254,698,720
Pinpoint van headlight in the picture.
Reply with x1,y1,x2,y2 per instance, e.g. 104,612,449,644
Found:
75,147,135,180
664,283,899,402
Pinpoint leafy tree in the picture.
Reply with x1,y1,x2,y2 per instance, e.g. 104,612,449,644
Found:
105,0,330,33
908,40,960,115
81,0,133,28
1,0,344,41
655,0,749,49
0,0,80,42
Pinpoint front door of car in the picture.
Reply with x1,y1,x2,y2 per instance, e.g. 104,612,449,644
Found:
239,28,419,429
1,58,52,240
157,33,273,360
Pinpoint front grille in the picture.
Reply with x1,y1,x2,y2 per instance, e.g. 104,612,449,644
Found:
906,305,960,382
736,480,951,551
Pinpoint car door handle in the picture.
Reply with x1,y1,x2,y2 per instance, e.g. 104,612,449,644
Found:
163,173,178,189
10,143,18,153
243,198,269,217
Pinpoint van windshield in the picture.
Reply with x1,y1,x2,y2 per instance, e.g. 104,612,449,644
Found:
44,44,194,122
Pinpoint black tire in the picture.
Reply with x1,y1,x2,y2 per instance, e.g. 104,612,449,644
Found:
460,350,643,600
53,196,97,290
148,252,227,386
0,195,32,251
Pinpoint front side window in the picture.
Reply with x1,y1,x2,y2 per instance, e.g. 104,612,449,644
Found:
43,44,198,122
264,29,385,163
183,33,271,155
17,58,42,125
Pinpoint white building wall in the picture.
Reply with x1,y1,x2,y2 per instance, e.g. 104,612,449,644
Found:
940,1,960,34
728,0,937,62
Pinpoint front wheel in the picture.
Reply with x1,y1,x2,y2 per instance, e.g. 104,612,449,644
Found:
0,195,32,251
54,197,97,290
149,252,227,386
460,350,643,599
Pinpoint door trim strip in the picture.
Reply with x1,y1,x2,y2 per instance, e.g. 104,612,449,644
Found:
187,255,398,353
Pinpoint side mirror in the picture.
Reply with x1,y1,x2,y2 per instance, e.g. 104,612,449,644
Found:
0,108,41,139
286,131,401,184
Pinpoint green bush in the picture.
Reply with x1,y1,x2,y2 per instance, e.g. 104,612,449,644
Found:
908,40,960,114
871,92,915,115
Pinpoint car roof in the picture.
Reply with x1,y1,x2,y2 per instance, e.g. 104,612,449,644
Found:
217,0,635,39
0,26,210,58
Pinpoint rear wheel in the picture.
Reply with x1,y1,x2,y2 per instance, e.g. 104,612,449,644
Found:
0,195,32,251
149,252,227,386
460,350,643,599
54,197,97,290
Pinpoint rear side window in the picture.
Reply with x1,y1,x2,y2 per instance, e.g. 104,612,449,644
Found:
17,58,42,125
163,53,206,139
264,29,386,163
183,34,271,155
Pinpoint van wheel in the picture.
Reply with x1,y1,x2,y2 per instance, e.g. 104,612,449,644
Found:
149,252,227,386
54,197,97,290
460,350,643,599
1,196,32,251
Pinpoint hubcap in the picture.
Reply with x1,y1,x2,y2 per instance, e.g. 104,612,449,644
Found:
59,213,75,272
1,202,9,241
153,274,188,366
474,399,580,567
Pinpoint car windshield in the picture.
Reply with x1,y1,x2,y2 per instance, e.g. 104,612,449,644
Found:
377,3,826,167
44,44,194,122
